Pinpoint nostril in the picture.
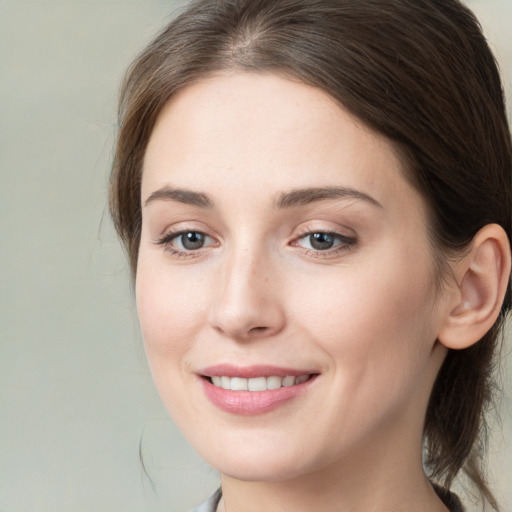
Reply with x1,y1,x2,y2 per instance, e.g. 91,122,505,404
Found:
248,326,271,335
209,296,286,340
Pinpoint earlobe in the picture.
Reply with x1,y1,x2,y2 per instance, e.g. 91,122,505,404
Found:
438,224,511,350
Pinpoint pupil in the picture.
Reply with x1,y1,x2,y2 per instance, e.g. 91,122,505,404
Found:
310,233,334,250
182,232,205,250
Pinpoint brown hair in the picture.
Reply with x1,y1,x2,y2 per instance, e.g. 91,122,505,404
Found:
109,0,512,508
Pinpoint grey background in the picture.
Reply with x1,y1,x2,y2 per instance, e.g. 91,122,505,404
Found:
0,1,510,511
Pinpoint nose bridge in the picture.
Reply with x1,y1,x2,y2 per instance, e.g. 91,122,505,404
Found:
209,237,285,340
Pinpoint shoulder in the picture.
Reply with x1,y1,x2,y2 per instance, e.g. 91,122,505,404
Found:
189,488,222,512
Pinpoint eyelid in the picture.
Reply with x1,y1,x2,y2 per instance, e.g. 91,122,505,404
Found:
154,227,219,258
290,227,358,257
152,223,357,259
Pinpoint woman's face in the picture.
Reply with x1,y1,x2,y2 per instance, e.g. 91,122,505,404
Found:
137,73,450,482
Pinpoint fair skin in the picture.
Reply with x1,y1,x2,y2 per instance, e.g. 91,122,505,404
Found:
136,72,509,512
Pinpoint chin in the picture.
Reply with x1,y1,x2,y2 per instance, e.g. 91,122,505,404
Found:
208,452,310,483
188,425,330,483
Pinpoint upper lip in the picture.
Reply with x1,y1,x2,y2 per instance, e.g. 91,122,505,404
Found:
199,364,318,379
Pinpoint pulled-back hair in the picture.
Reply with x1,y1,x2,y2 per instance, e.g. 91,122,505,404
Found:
109,0,512,508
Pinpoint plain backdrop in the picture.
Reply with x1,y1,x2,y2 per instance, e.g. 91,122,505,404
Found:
0,1,510,511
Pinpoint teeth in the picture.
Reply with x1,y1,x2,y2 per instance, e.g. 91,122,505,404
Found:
221,376,231,390
282,375,295,387
296,374,309,384
230,377,248,391
209,374,310,391
266,376,282,390
248,377,267,391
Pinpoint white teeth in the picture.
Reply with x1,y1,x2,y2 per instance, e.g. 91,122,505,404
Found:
231,377,248,391
210,374,311,390
266,376,282,390
221,376,231,390
282,375,295,387
248,377,267,391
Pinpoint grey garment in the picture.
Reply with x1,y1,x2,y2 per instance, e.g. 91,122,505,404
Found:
189,485,465,512
190,488,222,512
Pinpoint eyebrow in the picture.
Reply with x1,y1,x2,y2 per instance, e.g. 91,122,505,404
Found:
274,187,382,209
144,186,213,208
143,185,382,210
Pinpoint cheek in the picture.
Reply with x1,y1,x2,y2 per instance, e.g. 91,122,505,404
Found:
135,262,208,372
292,255,438,405
295,259,434,343
135,262,215,427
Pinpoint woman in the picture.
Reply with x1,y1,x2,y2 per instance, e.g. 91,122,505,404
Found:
109,0,511,510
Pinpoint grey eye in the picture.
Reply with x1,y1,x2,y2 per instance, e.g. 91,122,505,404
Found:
295,231,356,254
178,232,206,250
308,233,336,250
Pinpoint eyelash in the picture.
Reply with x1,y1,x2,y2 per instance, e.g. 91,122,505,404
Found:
291,229,357,257
155,228,357,259
155,229,216,259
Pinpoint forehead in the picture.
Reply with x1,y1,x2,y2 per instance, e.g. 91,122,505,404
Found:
142,72,422,216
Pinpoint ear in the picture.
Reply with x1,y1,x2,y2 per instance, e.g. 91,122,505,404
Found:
438,224,511,350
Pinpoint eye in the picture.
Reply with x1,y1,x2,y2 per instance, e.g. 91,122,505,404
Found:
174,231,208,250
295,231,356,253
303,232,337,250
156,229,217,256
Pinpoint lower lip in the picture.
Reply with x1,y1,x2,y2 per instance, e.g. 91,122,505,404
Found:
201,377,315,416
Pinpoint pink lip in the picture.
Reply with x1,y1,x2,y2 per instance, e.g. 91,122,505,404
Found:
199,365,319,416
200,364,315,378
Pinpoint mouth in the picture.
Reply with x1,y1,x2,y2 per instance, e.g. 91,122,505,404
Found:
199,366,319,415
206,374,312,391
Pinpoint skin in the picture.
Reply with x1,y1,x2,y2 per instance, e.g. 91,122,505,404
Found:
137,72,454,511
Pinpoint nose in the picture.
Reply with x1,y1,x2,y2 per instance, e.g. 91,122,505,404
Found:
208,247,286,341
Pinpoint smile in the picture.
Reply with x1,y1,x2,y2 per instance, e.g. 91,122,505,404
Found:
200,366,318,415
209,374,311,391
